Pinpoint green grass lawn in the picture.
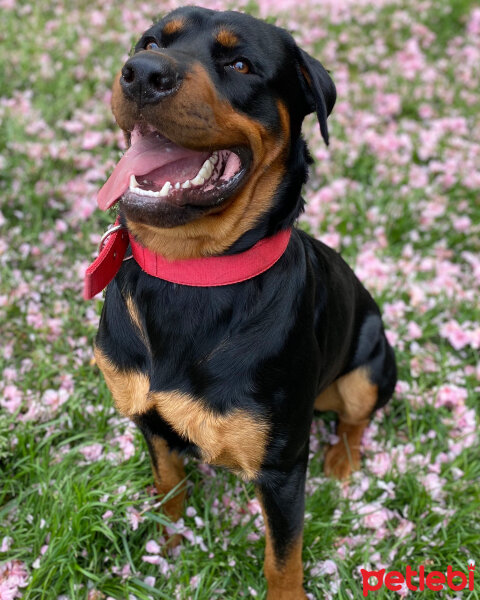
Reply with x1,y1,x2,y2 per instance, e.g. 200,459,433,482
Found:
0,0,479,598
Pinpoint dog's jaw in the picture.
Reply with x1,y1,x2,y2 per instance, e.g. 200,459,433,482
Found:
98,125,253,228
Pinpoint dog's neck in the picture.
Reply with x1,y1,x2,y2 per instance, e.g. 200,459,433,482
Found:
226,136,311,254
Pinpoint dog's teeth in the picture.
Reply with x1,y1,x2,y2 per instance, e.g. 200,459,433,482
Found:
196,169,207,182
129,174,173,198
203,161,214,179
159,181,172,197
191,174,205,186
130,156,220,195
196,157,216,183
142,189,158,197
187,153,220,188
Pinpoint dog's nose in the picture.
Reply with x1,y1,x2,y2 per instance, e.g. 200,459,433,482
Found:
120,52,182,106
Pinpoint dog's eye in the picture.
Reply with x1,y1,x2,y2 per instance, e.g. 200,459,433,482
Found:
145,40,160,51
227,60,250,74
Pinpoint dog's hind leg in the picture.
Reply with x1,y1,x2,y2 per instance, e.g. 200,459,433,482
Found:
316,313,397,479
315,367,377,480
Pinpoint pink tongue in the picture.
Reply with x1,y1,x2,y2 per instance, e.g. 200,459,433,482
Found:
97,134,206,210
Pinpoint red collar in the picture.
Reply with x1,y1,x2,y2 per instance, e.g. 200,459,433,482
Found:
84,220,292,300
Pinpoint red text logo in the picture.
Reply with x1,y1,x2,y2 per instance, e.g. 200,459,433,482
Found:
361,564,475,596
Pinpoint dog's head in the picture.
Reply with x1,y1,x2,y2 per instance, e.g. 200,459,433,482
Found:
99,6,336,258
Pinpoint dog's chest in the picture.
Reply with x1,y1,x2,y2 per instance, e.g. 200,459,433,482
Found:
95,346,268,480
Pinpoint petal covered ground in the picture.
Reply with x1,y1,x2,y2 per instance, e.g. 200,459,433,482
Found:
0,0,478,598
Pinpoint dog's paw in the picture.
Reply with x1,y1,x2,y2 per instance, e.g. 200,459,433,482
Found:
323,441,361,480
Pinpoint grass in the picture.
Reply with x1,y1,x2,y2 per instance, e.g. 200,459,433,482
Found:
1,0,479,598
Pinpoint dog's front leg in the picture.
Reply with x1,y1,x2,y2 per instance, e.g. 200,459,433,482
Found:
256,451,308,600
143,435,186,523
133,414,187,550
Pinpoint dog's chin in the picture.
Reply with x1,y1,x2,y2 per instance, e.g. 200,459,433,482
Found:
116,125,253,228
120,190,229,228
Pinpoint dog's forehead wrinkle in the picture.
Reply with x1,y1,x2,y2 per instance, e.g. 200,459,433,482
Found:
158,6,288,45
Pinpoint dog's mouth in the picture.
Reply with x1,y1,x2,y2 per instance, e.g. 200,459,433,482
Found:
97,126,252,213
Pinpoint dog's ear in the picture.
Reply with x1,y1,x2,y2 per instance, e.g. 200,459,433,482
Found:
297,48,336,145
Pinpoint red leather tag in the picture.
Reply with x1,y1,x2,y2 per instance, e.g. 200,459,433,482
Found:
83,226,129,299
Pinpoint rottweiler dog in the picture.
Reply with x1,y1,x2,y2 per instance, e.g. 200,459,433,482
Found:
90,6,397,599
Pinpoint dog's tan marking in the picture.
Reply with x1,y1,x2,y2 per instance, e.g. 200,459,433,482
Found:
94,348,268,480
258,499,306,600
112,64,290,259
125,295,142,333
315,367,378,479
112,72,134,133
215,29,239,48
125,295,151,351
300,66,312,88
149,437,186,522
163,18,185,36
315,367,377,422
323,419,369,480
94,346,150,416
150,391,269,480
